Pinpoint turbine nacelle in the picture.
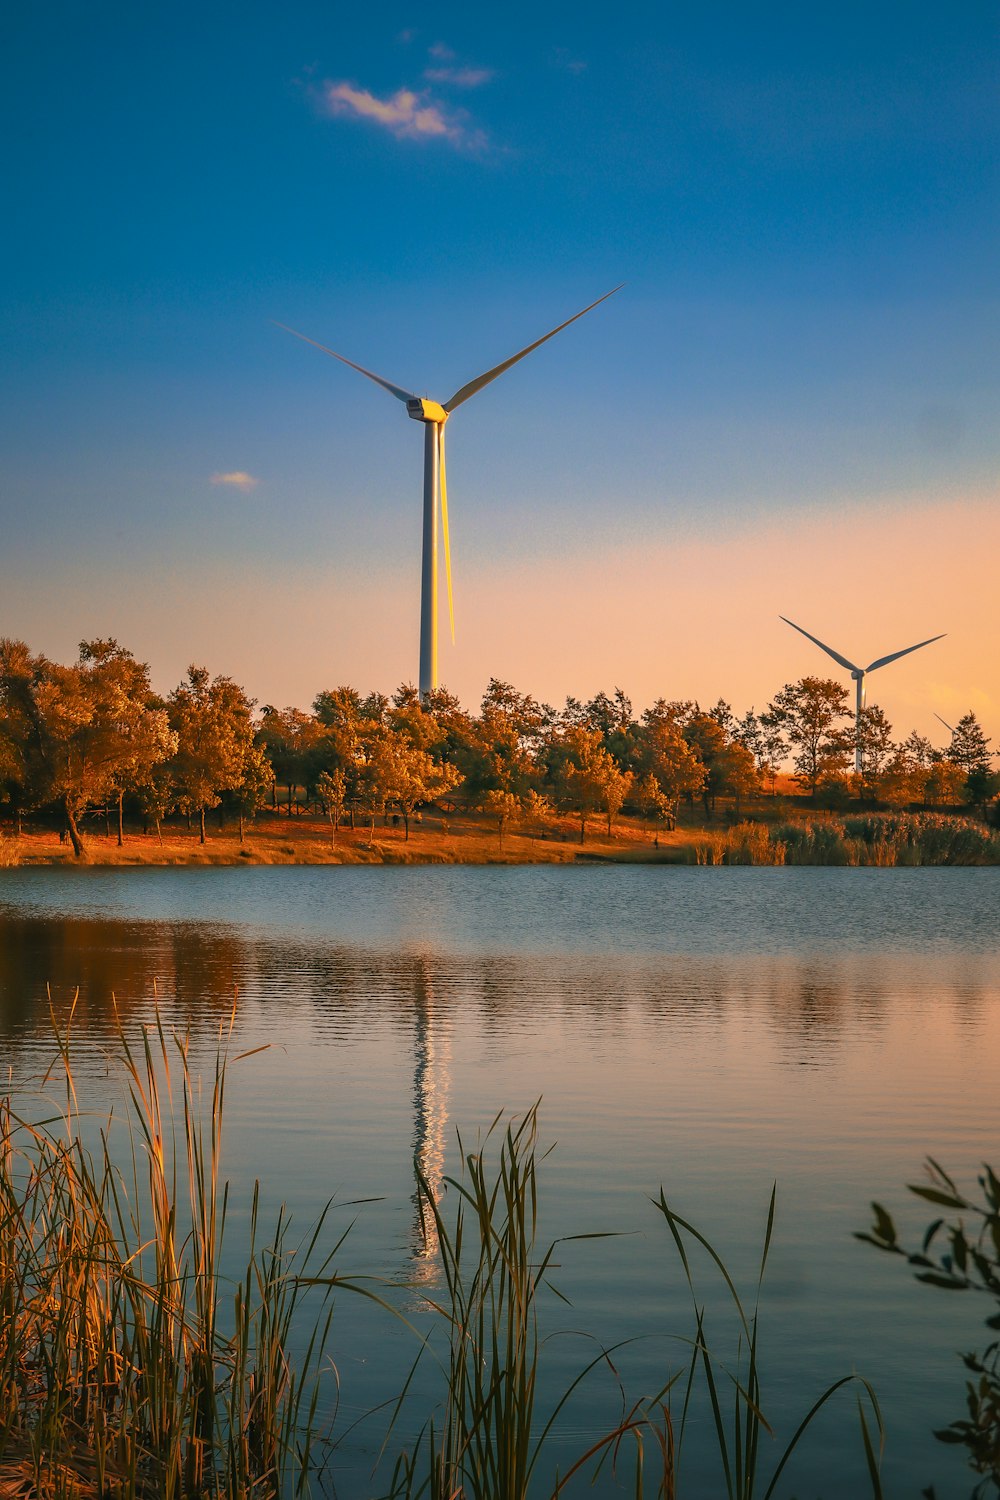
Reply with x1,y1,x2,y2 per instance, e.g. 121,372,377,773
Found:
407,398,449,424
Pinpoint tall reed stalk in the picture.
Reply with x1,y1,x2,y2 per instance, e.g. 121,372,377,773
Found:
0,1001,342,1498
654,1187,884,1499
381,1113,882,1500
383,1106,676,1499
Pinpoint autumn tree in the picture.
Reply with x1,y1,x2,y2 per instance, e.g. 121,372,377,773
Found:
257,706,326,816
552,726,633,843
766,677,853,800
390,740,461,840
311,686,366,821
168,667,257,844
872,730,938,808
737,708,786,796
352,722,461,845
228,743,274,843
482,789,520,849
947,712,992,777
717,740,761,818
353,724,397,845
0,639,46,833
635,773,674,839
0,639,173,857
134,763,173,843
421,686,478,773
683,712,732,818
855,705,896,804
480,679,550,756
946,712,998,813
634,711,704,829
924,759,967,807
579,687,636,766
316,769,347,846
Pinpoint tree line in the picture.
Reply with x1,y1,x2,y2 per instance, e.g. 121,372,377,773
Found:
0,637,995,856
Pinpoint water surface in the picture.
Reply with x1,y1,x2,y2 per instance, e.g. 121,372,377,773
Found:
1,867,997,1497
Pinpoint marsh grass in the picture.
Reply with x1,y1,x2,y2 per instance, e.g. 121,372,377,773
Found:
381,1107,678,1500
0,1003,343,1498
686,813,999,867
1,1022,885,1499
378,1113,883,1500
654,1188,884,1499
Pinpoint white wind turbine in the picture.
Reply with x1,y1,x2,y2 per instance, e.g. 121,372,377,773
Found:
780,616,946,771
276,287,622,697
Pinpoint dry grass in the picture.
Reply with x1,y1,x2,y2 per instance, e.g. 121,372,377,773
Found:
0,1004,343,1499
7,812,696,868
7,803,994,868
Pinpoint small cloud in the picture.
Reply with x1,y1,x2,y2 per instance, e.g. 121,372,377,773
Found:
424,64,494,88
553,47,587,74
396,27,417,44
211,471,259,491
428,41,456,61
322,78,485,148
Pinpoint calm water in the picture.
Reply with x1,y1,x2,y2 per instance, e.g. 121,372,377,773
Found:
1,866,998,1497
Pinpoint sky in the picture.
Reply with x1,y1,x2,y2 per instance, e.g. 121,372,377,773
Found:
2,1,997,743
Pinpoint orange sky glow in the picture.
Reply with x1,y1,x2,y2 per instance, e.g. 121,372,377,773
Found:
7,488,997,751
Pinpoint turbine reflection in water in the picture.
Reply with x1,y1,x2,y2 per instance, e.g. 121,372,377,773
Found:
409,962,452,1281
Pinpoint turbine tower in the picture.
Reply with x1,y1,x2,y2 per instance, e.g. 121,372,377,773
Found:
780,616,946,772
277,288,622,698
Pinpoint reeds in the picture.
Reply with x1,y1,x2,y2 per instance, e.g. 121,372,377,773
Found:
686,813,999,866
381,1112,883,1500
382,1107,678,1500
654,1188,883,1498
0,1003,341,1498
1,1019,885,1498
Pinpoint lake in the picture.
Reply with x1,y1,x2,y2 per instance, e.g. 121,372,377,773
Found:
1,866,998,1497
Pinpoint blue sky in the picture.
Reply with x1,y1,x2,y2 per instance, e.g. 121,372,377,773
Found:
2,2,997,733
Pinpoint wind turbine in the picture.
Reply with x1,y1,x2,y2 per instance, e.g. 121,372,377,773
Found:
780,616,946,771
934,712,955,736
276,287,622,698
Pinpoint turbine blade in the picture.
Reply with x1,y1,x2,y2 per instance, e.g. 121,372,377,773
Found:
439,426,455,645
273,322,416,403
443,285,624,413
779,617,860,674
934,712,955,735
865,633,946,674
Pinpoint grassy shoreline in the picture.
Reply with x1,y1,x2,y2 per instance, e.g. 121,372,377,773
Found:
2,804,998,867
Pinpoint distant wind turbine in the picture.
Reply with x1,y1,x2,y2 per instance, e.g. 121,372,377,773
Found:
780,616,946,771
276,287,622,697
934,712,955,736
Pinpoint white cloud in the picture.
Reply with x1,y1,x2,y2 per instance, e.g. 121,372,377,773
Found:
428,41,455,61
424,64,494,89
211,471,259,491
322,79,484,148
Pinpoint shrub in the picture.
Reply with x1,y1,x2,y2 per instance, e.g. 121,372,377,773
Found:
723,822,784,865
858,1161,1000,1496
772,821,858,865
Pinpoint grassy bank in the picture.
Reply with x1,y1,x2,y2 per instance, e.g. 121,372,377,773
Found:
2,806,998,868
0,1014,884,1498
